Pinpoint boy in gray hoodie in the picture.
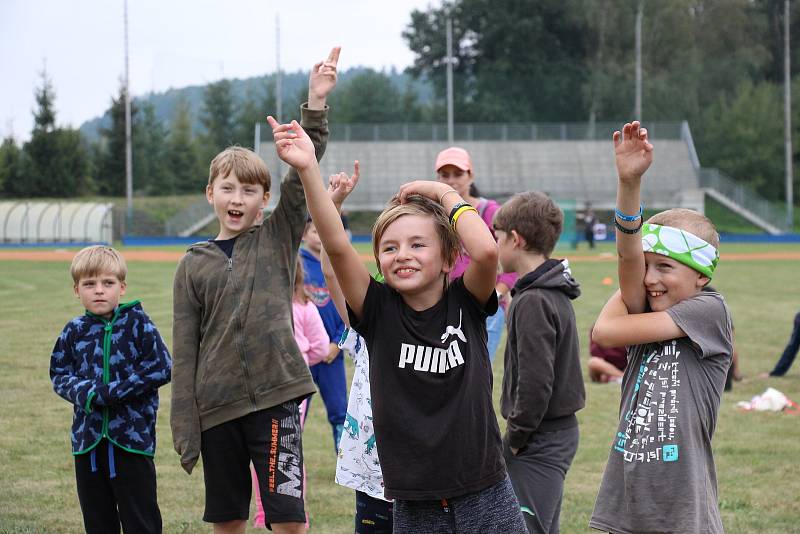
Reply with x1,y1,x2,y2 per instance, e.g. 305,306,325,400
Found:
494,191,586,534
171,48,339,534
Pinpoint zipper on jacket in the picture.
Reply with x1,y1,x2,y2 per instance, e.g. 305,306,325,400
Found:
227,256,258,409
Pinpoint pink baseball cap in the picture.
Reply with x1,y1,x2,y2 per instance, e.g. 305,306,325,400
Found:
435,147,472,172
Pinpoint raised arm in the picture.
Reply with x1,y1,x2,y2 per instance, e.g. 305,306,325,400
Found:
268,117,371,319
613,121,653,314
593,290,684,347
397,180,498,304
321,164,360,327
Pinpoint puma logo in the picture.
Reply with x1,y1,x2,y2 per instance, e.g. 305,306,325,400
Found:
440,309,467,344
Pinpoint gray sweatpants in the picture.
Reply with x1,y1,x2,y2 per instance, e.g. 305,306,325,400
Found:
504,426,580,534
393,476,528,533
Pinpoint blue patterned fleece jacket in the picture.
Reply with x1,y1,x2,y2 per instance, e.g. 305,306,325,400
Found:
50,301,172,456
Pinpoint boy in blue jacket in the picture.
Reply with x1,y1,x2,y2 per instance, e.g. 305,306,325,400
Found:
51,245,171,533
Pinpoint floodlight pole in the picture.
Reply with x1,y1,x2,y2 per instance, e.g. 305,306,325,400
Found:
785,0,794,231
634,0,643,121
123,0,133,227
275,13,283,178
446,16,454,144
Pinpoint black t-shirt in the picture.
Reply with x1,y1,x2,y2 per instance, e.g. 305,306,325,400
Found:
211,236,238,258
348,276,505,500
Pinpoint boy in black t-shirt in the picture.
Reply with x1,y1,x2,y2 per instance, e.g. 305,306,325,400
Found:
493,192,585,534
267,116,527,532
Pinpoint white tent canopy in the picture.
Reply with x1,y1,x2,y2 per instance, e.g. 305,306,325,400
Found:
0,202,113,244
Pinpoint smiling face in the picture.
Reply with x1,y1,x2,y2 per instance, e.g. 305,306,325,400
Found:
378,214,451,303
74,272,127,319
643,252,708,312
206,172,270,240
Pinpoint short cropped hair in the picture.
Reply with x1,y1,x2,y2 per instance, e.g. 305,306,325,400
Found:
208,146,271,191
647,208,719,249
371,195,460,275
493,191,563,257
70,245,127,284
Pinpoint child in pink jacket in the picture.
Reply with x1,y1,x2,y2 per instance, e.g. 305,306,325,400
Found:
252,258,329,529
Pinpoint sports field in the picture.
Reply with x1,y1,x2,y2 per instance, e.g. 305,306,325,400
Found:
1,242,798,533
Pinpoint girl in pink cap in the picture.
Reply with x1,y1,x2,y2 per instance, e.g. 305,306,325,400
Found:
435,147,517,362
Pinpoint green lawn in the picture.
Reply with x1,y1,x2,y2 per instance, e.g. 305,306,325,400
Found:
1,243,799,533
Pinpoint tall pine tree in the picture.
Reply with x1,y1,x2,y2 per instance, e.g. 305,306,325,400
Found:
166,96,205,193
21,71,90,197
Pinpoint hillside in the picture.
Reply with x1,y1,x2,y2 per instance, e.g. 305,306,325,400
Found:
78,67,433,142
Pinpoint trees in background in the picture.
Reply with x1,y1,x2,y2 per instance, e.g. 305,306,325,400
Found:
6,72,91,198
2,2,800,203
403,0,798,201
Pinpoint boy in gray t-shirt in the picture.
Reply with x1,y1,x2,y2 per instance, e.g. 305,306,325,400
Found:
589,121,733,534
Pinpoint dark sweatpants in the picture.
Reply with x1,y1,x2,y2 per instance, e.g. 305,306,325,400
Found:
393,476,528,533
504,426,579,534
74,439,161,534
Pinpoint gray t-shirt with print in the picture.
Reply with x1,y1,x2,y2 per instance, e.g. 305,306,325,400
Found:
590,291,733,534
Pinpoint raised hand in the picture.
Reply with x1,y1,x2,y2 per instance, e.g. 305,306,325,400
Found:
614,121,654,184
309,46,341,106
397,180,453,204
328,160,360,208
267,117,315,171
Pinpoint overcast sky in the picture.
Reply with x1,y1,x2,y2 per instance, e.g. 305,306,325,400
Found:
0,0,439,141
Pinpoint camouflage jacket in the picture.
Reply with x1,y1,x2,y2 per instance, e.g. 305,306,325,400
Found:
50,301,172,456
170,104,327,474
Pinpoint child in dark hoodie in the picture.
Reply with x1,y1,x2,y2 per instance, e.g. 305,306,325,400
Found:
493,191,586,534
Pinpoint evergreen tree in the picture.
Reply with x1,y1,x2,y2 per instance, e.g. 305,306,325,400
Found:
332,70,406,123
233,82,276,148
200,79,236,159
96,84,139,196
0,136,23,197
166,96,205,193
21,71,90,197
135,103,169,194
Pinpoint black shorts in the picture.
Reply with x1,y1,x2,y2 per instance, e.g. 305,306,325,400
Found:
200,402,305,525
355,490,393,534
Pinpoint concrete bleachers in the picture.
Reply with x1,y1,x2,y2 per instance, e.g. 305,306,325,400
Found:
258,139,701,211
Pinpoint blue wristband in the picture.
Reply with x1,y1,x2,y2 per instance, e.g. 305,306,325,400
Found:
614,204,643,222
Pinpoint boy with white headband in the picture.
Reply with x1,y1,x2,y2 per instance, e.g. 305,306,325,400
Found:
589,121,733,534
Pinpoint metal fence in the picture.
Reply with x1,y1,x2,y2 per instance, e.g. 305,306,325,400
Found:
698,168,789,233
256,121,686,143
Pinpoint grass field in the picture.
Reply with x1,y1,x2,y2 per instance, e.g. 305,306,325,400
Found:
1,242,799,533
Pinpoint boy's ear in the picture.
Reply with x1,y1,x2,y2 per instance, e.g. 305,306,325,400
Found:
73,284,79,298
510,229,527,250
120,281,127,296
261,191,271,209
697,274,711,289
205,184,214,204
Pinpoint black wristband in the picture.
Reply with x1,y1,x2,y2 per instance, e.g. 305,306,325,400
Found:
448,201,470,222
613,215,644,234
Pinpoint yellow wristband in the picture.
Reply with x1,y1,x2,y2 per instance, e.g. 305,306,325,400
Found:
451,205,478,230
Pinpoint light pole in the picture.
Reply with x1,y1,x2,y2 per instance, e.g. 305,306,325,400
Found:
446,16,454,144
634,0,643,121
785,0,794,231
124,0,133,228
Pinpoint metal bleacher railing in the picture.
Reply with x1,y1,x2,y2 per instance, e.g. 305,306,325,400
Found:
698,168,789,234
315,121,685,142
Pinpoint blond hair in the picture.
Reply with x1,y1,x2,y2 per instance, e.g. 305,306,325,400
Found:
208,146,271,191
70,245,127,284
647,208,720,249
371,195,460,275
